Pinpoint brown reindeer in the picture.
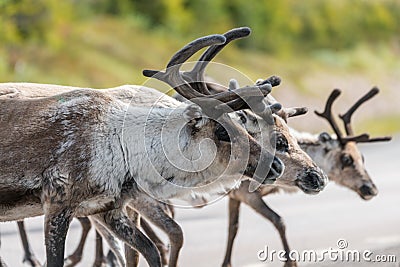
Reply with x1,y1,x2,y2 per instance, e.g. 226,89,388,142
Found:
0,31,287,267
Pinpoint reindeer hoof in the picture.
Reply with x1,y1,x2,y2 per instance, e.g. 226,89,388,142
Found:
159,245,170,266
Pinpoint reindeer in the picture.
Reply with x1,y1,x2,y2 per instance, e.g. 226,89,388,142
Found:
221,88,391,267
0,32,288,267
1,28,327,267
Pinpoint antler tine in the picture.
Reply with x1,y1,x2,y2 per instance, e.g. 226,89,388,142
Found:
284,107,308,118
209,83,272,103
339,87,379,135
216,95,281,125
339,87,392,144
341,134,392,143
359,136,392,143
143,34,226,100
315,89,344,143
167,34,227,68
183,27,251,95
341,133,370,143
256,76,282,87
193,27,251,72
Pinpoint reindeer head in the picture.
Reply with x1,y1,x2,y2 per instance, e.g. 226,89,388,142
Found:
143,28,285,187
247,78,328,194
230,103,327,195
314,88,391,200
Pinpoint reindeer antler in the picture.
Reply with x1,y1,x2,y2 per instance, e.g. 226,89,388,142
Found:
143,34,226,99
316,88,392,145
339,87,392,143
315,89,344,144
143,30,275,118
194,28,284,113
339,87,379,135
188,28,287,123
183,27,252,95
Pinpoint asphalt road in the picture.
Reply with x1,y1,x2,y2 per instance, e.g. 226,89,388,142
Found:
1,136,399,267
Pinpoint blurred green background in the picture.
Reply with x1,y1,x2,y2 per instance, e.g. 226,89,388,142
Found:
1,0,399,134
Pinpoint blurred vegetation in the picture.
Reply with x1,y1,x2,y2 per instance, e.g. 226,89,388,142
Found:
0,0,399,133
1,0,400,79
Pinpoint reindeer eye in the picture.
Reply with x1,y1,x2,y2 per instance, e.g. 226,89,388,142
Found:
340,154,354,167
238,112,247,124
275,134,289,153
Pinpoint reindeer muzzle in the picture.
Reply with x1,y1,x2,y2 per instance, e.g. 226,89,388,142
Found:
296,168,327,194
358,183,378,200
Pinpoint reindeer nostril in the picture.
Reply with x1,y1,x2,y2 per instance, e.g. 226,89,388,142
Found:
272,157,284,175
264,156,284,182
359,184,377,196
248,153,284,185
303,169,326,190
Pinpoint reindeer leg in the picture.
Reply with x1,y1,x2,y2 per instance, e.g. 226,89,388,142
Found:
241,193,296,267
16,221,42,267
44,207,74,267
221,197,241,267
0,234,7,267
125,244,139,267
137,201,174,266
123,205,172,267
129,196,183,267
0,230,7,267
0,256,7,267
125,207,140,267
64,217,92,267
141,218,169,266
91,209,161,267
92,231,107,267
89,218,124,267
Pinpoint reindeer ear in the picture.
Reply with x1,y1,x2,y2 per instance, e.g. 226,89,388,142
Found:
183,104,205,128
319,132,332,142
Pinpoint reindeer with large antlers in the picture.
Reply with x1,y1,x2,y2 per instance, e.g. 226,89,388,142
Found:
220,87,391,267
0,32,288,266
